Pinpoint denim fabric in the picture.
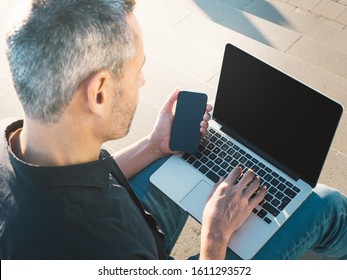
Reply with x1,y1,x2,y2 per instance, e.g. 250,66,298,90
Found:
129,157,189,257
130,156,347,260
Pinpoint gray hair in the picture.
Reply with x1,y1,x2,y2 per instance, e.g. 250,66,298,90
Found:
6,0,136,123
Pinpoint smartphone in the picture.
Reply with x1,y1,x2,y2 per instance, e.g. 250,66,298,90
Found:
169,91,208,153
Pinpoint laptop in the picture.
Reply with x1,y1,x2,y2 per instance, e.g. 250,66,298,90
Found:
150,43,343,259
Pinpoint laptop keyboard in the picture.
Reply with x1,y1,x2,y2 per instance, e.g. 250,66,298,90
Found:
180,127,302,225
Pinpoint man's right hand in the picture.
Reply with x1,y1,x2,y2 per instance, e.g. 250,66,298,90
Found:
200,167,267,260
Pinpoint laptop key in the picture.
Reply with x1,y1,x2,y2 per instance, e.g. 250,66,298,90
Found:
206,171,220,183
207,143,215,150
253,165,260,172
182,153,190,160
200,156,208,164
271,198,281,207
208,153,217,160
219,151,227,158
200,137,209,147
193,161,202,169
265,193,274,202
221,161,229,170
210,136,217,142
198,165,209,174
212,166,220,173
284,188,297,198
268,187,277,195
264,217,272,224
195,152,203,159
278,196,291,211
216,140,223,147
225,155,233,162
265,167,272,173
261,202,280,217
239,156,247,164
257,209,267,218
292,186,301,193
282,196,291,204
277,183,286,191
275,192,284,200
233,144,240,151
278,176,286,183
233,152,241,159
227,148,235,155
221,144,229,151
270,178,279,187
187,156,196,164
264,174,273,182
252,158,259,164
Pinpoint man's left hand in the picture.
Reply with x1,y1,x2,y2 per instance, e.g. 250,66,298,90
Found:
149,88,213,157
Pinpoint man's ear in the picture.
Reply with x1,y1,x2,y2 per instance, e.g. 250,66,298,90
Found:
86,70,113,116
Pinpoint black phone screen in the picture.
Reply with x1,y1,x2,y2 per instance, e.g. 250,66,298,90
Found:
169,91,207,153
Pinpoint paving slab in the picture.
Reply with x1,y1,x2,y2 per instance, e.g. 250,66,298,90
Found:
138,18,221,83
336,8,347,24
166,0,301,52
139,54,217,108
288,0,322,11
243,0,347,54
286,36,347,79
135,0,189,29
312,0,346,20
0,74,23,119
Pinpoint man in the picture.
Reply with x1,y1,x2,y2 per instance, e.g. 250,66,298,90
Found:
1,0,346,259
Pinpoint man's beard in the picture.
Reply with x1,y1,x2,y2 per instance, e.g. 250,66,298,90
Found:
109,88,138,140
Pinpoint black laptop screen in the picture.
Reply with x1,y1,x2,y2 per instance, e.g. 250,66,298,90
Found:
214,44,343,187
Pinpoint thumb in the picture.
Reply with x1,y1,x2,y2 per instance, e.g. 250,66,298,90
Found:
160,88,180,114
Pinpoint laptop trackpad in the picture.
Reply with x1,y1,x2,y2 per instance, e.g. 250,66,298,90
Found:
180,180,213,222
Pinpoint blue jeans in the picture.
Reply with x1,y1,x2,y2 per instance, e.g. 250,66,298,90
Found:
129,157,347,260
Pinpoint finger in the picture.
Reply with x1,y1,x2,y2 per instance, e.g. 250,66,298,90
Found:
249,186,267,209
203,112,211,122
238,169,255,188
200,120,208,129
206,104,213,112
224,166,242,185
243,175,261,198
160,88,180,114
200,127,208,136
